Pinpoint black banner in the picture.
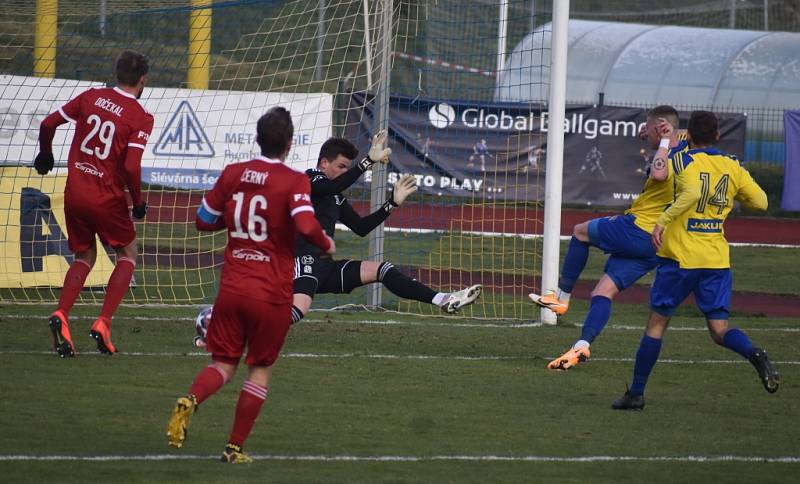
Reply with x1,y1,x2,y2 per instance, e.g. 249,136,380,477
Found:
344,93,746,207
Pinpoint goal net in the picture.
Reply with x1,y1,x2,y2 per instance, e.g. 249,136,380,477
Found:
0,0,551,320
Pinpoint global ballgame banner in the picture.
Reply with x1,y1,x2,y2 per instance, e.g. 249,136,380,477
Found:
344,92,746,206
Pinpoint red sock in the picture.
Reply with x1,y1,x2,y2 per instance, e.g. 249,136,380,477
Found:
228,380,268,447
99,257,135,321
58,260,92,317
189,364,228,404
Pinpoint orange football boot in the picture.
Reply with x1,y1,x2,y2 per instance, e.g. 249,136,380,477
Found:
89,317,117,354
547,346,591,370
49,310,75,358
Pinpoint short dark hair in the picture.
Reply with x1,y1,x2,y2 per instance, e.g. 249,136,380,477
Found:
116,50,149,86
318,137,358,165
647,105,679,128
256,107,294,158
688,110,718,146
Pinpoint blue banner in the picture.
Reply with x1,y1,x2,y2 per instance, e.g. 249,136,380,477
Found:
783,111,800,211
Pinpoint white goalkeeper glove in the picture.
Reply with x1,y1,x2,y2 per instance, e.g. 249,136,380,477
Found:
358,129,392,170
390,174,418,207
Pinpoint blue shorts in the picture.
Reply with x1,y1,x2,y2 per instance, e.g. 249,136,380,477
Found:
650,258,731,320
587,214,658,290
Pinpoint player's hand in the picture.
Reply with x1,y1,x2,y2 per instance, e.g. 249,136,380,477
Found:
651,224,665,251
132,202,148,220
34,151,55,175
324,235,336,255
638,123,648,140
367,129,392,165
390,174,418,206
656,117,674,139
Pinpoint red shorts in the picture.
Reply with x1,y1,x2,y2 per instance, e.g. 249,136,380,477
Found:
206,290,292,367
64,192,135,253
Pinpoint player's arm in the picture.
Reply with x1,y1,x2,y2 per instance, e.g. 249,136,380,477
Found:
34,93,84,174
650,118,673,182
652,166,702,249
338,175,417,237
310,130,392,197
734,168,768,212
290,176,334,254
125,115,155,219
196,168,229,232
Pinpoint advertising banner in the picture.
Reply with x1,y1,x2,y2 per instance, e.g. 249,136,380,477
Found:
0,167,116,288
345,92,746,206
783,110,800,211
1,75,333,190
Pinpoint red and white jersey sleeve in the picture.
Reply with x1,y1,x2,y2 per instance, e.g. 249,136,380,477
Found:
61,87,153,204
287,174,314,217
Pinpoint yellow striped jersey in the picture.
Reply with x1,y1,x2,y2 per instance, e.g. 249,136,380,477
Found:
625,140,689,233
657,147,768,269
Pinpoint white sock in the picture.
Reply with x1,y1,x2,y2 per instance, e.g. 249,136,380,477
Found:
556,289,571,302
573,340,590,350
432,293,447,306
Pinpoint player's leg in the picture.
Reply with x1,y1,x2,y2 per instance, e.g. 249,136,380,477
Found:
548,253,658,370
89,199,139,354
547,275,618,370
530,220,592,315
698,271,779,394
291,256,320,324
221,301,292,462
50,202,98,357
168,294,242,449
362,260,482,313
612,259,691,410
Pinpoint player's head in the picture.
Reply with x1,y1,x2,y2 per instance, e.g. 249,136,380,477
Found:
644,105,679,150
317,137,358,179
256,107,294,160
687,110,719,148
116,50,149,98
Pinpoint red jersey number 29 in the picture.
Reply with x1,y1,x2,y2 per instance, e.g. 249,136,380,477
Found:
231,192,268,241
79,114,116,160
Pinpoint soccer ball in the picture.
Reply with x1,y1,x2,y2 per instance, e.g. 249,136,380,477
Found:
193,306,213,348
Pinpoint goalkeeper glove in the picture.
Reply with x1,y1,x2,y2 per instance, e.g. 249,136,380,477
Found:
34,152,55,175
358,129,392,170
390,174,418,207
132,202,148,220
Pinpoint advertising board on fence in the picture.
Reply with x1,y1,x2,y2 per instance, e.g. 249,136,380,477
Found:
783,110,800,211
345,92,747,207
1,75,333,190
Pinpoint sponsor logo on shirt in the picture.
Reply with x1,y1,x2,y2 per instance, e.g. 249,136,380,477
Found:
232,248,271,263
301,255,314,265
687,218,723,233
94,97,124,117
137,131,149,141
293,193,311,202
75,162,104,178
334,194,345,206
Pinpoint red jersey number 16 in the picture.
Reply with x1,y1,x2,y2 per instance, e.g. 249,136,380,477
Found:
231,192,268,241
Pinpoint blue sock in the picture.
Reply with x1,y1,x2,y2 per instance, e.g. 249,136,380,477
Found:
580,296,612,344
722,328,755,359
558,236,589,293
630,335,662,396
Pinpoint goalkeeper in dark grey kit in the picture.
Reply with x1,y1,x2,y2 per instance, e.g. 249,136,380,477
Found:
290,130,482,323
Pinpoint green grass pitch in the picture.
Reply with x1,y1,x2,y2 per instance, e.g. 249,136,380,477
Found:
0,299,798,483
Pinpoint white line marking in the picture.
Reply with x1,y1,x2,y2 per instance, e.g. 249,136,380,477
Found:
0,454,798,463
1,350,798,365
0,314,797,331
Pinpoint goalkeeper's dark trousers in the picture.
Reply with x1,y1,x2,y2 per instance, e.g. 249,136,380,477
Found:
377,262,436,304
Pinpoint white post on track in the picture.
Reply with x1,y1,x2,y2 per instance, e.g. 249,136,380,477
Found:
540,0,569,325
